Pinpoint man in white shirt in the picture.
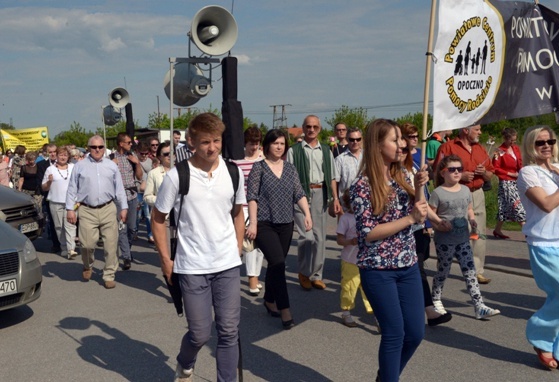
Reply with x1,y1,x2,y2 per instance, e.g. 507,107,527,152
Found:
152,113,245,382
335,127,363,199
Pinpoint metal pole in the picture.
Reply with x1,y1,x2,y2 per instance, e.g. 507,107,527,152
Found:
418,0,438,202
169,58,175,168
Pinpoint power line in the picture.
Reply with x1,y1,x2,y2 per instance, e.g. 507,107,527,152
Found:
246,100,433,116
269,104,291,129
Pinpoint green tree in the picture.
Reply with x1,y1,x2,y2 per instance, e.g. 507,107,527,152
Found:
0,122,14,130
147,105,221,131
394,112,432,136
53,122,93,148
324,105,370,130
147,112,170,130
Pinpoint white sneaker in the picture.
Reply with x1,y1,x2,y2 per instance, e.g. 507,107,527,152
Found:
475,304,501,320
433,300,447,315
174,364,193,382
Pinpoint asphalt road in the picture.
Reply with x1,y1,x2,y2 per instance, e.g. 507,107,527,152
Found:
1,218,556,382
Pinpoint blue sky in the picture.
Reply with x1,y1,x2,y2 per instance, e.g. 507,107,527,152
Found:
0,0,432,138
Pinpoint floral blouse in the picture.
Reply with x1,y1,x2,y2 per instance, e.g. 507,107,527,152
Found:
350,174,417,270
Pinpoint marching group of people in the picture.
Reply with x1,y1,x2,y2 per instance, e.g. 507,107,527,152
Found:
150,114,557,382
2,113,558,381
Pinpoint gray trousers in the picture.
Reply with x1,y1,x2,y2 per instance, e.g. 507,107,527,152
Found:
177,266,241,382
117,197,138,260
294,188,327,280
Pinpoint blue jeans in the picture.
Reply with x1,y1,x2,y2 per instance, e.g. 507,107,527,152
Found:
135,193,152,239
360,263,424,382
177,266,240,382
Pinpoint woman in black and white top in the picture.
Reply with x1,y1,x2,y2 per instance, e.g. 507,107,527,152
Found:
246,129,312,330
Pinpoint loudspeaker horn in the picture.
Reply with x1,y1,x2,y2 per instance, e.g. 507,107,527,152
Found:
163,63,212,106
190,5,238,56
108,87,130,109
103,105,121,126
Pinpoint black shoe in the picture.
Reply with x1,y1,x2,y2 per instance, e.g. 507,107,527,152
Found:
264,302,281,318
428,312,452,327
282,319,295,330
50,246,61,253
122,259,131,270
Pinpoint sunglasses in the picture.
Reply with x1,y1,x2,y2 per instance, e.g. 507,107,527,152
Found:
407,134,419,139
151,144,159,147
123,141,132,145
535,139,557,147
161,152,171,157
445,166,463,173
89,145,105,150
139,152,149,155
336,129,347,132
349,137,362,142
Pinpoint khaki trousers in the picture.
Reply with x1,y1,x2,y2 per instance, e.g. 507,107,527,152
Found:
470,188,487,275
79,202,119,281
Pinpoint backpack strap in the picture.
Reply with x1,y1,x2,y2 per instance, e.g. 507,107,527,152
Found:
223,158,240,203
170,160,190,229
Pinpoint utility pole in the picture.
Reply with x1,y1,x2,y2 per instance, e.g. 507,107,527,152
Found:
269,104,291,129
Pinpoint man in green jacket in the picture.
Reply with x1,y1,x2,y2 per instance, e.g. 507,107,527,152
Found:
287,115,341,290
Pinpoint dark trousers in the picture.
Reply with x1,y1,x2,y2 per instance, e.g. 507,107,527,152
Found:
414,229,433,308
255,221,294,310
43,199,60,248
360,263,425,382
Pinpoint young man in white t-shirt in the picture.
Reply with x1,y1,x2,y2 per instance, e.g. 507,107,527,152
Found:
152,113,245,382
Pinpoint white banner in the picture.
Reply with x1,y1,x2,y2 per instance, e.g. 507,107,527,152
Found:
432,0,504,132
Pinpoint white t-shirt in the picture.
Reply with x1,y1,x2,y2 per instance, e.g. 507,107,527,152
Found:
42,163,75,203
517,164,559,246
336,212,358,264
155,157,246,274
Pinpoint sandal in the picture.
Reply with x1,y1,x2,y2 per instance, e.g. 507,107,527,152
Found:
534,347,558,370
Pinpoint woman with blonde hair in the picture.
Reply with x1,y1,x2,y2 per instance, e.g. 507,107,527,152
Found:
350,119,429,381
517,125,559,369
42,146,77,259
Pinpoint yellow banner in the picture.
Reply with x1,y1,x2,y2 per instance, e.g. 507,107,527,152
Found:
1,127,49,152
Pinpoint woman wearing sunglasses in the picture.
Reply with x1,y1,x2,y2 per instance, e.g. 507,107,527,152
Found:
517,125,559,370
430,154,500,320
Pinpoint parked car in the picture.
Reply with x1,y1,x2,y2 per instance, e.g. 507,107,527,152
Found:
0,185,44,240
0,219,42,312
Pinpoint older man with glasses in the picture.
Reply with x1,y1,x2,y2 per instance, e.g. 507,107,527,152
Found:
287,115,341,291
335,128,363,202
66,135,128,289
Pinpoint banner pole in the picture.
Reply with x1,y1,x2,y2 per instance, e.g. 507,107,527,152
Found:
418,0,438,201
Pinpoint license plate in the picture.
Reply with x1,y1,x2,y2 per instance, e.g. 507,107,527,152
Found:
19,221,39,234
0,279,17,296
